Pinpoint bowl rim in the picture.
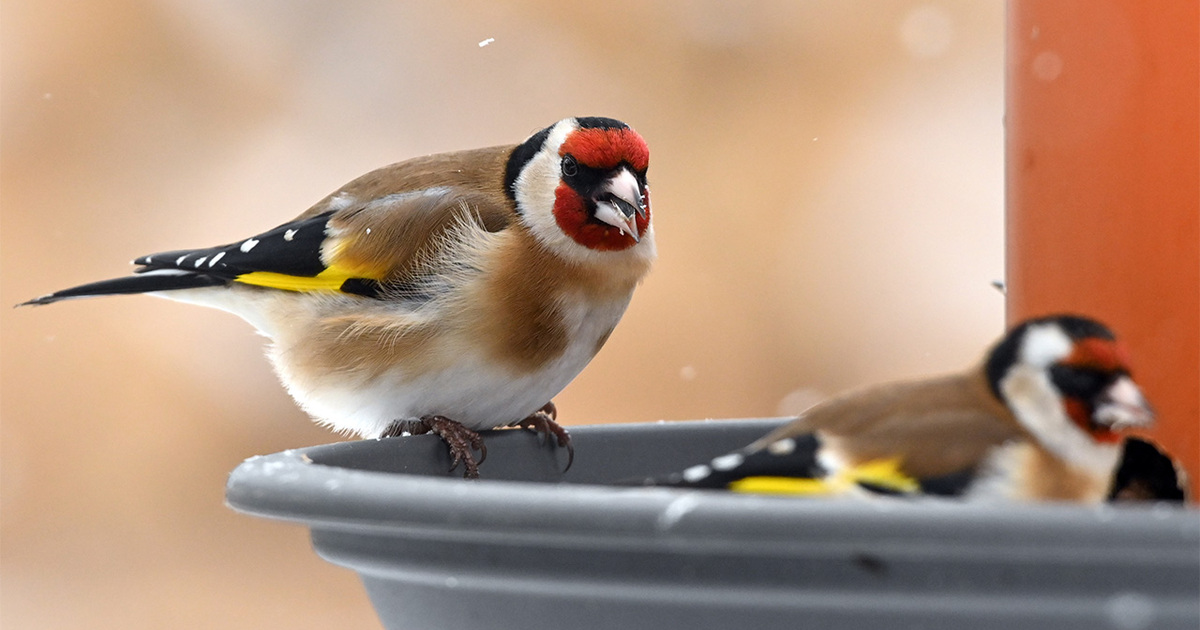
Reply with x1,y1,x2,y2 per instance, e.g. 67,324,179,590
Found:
225,419,1200,559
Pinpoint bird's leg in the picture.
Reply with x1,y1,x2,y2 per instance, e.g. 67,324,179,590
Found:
381,419,432,438
424,415,487,478
514,402,574,472
381,416,487,479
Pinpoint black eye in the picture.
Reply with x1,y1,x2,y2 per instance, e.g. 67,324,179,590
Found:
561,155,578,177
1049,365,1115,400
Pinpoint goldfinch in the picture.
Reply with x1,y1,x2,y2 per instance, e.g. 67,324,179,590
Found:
658,315,1157,503
21,116,655,478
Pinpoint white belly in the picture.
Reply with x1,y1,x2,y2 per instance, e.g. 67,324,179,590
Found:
282,295,632,438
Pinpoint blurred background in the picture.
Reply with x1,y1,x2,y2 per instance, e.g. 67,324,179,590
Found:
2,1,1006,627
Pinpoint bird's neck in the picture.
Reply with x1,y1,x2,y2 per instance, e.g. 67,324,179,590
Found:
968,438,1120,503
1006,441,1119,502
999,364,1122,476
512,226,653,302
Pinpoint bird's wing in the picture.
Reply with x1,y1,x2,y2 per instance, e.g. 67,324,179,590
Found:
20,146,518,307
132,186,513,300
652,372,1026,497
747,370,1024,480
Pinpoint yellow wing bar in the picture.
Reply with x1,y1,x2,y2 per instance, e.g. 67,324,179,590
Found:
729,458,920,496
235,265,362,292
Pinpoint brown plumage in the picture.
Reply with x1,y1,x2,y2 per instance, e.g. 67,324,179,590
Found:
749,370,1021,481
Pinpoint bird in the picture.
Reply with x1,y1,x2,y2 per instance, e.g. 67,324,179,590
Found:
20,116,656,478
653,315,1157,503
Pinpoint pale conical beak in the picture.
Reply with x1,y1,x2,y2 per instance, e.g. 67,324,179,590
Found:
1094,375,1156,429
592,168,645,241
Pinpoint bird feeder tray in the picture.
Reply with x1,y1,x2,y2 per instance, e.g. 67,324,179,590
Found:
225,419,1200,630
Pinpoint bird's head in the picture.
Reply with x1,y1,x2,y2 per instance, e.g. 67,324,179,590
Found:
986,315,1155,446
505,117,652,261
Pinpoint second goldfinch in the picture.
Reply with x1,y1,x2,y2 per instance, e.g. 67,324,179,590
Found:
22,116,656,478
658,315,1157,503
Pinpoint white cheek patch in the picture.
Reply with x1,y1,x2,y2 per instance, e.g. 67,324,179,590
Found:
1000,365,1122,476
514,119,577,253
1019,323,1073,367
1001,365,1069,441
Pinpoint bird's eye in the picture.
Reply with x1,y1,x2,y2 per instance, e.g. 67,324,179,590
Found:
561,155,578,177
1049,365,1114,400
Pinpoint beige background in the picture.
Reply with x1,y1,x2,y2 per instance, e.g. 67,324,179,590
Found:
2,2,1004,628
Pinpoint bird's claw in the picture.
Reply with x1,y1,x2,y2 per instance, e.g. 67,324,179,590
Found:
383,416,487,479
422,415,486,478
515,402,574,472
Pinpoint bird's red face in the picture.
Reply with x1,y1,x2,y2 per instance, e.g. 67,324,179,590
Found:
553,125,651,251
1051,336,1152,444
505,117,655,260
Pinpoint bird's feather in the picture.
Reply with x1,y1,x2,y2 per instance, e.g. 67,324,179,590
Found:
19,270,226,305
749,370,1023,480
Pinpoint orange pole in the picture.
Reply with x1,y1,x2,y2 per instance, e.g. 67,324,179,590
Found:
1006,0,1199,496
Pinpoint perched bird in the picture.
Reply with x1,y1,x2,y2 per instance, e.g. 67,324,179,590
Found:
20,116,656,478
657,315,1157,503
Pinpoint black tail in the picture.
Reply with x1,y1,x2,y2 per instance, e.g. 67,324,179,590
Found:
18,271,227,306
630,434,824,489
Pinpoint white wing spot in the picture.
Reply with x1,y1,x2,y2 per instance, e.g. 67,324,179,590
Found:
175,255,189,266
240,238,260,253
767,438,797,456
284,229,297,242
138,269,191,277
194,256,207,268
365,227,372,235
681,464,712,483
710,453,745,471
208,251,225,267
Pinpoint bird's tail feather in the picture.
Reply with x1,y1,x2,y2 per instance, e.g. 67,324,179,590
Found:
634,434,824,489
18,270,227,306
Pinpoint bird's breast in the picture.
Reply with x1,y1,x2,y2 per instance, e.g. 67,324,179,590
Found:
467,228,644,374
470,283,634,376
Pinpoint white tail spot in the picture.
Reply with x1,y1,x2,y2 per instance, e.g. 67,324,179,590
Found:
767,438,797,456
681,464,712,483
710,453,745,471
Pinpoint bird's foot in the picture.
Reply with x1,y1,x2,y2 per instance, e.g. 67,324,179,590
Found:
382,416,487,479
514,402,574,472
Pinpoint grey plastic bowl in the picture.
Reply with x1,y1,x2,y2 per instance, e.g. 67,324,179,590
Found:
226,419,1200,630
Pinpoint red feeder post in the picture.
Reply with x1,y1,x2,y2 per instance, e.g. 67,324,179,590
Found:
1006,0,1199,496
